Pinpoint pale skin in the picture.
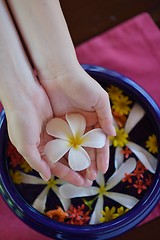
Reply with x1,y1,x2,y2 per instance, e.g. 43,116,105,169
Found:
0,0,116,186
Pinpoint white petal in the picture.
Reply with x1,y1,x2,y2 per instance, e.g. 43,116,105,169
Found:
59,184,98,198
106,158,136,190
89,196,104,224
105,191,139,209
66,113,86,138
51,186,71,211
96,171,105,187
46,117,73,140
32,186,49,212
20,172,47,185
68,146,91,171
44,139,70,163
125,103,145,133
127,142,157,173
115,147,124,169
81,128,106,148
113,117,119,129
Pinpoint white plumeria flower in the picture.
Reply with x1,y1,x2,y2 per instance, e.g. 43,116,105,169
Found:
59,158,138,224
44,113,106,171
112,103,158,173
19,172,70,212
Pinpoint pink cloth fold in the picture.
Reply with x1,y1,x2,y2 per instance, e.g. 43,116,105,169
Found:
76,12,160,106
0,12,160,239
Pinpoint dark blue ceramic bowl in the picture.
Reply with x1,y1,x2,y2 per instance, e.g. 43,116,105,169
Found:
0,65,160,240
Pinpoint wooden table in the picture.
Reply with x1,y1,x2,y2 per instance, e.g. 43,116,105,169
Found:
59,1,160,239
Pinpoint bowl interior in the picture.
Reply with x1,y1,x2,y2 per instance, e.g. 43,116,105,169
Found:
0,65,160,239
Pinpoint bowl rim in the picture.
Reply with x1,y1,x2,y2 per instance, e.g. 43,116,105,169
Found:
0,65,160,239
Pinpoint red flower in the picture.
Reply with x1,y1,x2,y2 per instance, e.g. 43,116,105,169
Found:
133,179,147,194
7,142,24,167
67,204,90,225
122,173,133,184
121,147,132,158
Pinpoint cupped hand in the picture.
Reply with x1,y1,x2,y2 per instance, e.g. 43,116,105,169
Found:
39,65,116,182
5,78,92,186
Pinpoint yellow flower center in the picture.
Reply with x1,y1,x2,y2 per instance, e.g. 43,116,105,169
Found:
110,128,128,147
98,185,107,196
47,178,57,188
68,134,83,149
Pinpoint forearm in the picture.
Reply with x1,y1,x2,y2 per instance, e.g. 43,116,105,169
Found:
6,0,80,81
0,0,39,112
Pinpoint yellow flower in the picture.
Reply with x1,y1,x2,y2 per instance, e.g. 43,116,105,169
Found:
20,160,32,173
110,128,128,147
107,85,123,101
100,206,119,223
112,95,132,115
117,206,129,216
146,134,158,154
10,170,22,184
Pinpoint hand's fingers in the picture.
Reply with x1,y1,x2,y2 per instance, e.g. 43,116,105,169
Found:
95,91,116,136
50,161,93,187
96,137,110,174
85,148,98,181
19,145,51,181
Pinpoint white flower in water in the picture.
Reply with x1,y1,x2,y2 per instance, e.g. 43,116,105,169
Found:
59,158,139,224
111,103,157,173
19,172,70,212
44,113,106,171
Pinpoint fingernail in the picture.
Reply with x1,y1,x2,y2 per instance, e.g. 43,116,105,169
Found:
39,172,50,182
86,169,97,181
83,179,93,187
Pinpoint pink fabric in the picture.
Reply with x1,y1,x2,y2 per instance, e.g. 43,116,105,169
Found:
76,13,160,106
0,12,160,239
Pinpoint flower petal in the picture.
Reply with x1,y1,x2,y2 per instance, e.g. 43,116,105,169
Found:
96,171,105,187
127,141,157,173
114,147,124,169
51,186,71,211
20,172,47,185
106,158,136,190
89,196,104,224
125,103,145,133
66,113,86,138
81,128,106,148
105,191,139,209
68,146,91,171
44,139,70,163
59,184,98,198
46,118,73,140
32,186,49,212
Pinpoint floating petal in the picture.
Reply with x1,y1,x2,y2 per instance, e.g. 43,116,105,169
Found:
125,103,145,133
32,186,49,212
114,147,124,169
59,184,98,199
127,141,157,173
44,139,70,163
68,146,91,171
46,118,73,140
105,192,139,209
106,158,136,190
20,172,46,185
66,113,86,138
81,128,106,148
51,186,70,211
89,195,104,224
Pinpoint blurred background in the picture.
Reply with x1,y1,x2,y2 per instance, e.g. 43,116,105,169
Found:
60,0,160,45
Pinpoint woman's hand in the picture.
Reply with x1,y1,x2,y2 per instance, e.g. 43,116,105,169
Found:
39,65,116,181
